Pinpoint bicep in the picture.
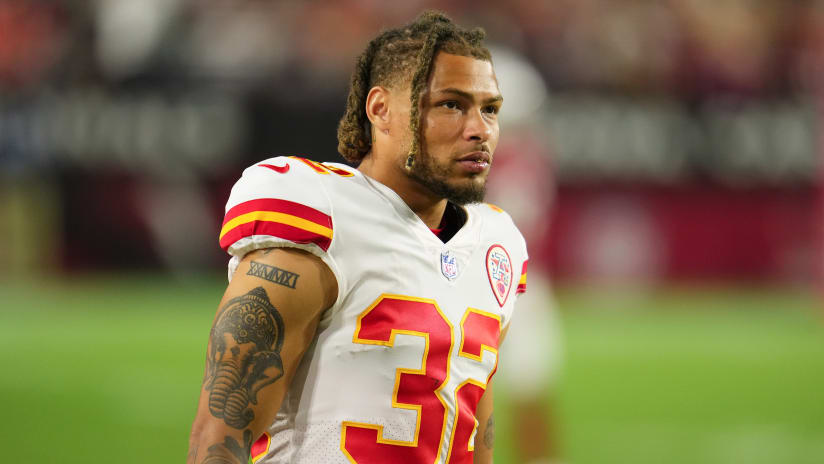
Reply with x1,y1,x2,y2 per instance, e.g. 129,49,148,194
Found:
207,247,335,419
189,247,336,463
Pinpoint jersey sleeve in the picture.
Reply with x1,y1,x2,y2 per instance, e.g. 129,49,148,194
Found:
219,156,338,281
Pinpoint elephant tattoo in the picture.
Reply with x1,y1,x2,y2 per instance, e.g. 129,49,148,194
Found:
205,287,285,429
202,430,253,464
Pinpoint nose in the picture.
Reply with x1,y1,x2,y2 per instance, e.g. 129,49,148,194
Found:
463,108,494,142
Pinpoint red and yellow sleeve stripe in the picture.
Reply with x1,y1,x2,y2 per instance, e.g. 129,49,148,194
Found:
516,260,528,294
251,432,270,462
219,198,333,252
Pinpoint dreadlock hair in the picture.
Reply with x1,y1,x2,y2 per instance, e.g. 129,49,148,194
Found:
337,10,491,164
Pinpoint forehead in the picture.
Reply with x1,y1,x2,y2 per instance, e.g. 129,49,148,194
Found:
427,52,500,97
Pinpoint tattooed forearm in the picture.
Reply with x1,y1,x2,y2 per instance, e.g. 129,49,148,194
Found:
247,261,300,289
483,414,495,449
203,287,286,429
187,445,198,463
202,430,253,464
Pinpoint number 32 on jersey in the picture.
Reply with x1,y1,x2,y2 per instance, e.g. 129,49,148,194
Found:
341,294,501,464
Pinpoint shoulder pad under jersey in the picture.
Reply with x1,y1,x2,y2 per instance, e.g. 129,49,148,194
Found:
219,156,336,259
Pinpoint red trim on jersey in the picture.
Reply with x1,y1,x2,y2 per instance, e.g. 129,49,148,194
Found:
223,198,331,227
516,260,528,294
290,156,329,173
220,198,332,252
220,219,332,252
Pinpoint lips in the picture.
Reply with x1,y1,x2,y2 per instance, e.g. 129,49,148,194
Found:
456,151,491,174
457,151,491,164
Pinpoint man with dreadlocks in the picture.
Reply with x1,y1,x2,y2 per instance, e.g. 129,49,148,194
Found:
189,11,528,464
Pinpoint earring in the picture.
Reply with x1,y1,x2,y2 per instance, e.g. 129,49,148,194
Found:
405,153,415,169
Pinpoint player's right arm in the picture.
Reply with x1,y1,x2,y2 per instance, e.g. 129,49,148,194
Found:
188,157,340,463
187,246,337,463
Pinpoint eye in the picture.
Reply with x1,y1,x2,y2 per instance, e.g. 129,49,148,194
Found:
440,100,460,110
483,105,500,115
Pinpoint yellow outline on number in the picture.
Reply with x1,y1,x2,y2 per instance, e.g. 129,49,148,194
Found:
340,294,454,464
443,308,501,463
457,308,501,362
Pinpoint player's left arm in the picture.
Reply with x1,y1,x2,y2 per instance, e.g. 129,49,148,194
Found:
473,324,509,464
473,379,496,464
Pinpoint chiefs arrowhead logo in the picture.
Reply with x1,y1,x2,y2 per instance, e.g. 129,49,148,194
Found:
485,244,513,307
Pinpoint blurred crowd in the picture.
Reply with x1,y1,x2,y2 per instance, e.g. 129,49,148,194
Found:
2,0,823,96
2,0,821,181
0,0,822,279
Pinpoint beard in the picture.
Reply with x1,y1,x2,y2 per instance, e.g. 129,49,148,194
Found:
406,150,487,205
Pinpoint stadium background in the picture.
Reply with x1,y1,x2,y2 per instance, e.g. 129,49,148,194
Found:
1,1,823,463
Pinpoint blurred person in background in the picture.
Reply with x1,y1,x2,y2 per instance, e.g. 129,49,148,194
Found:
485,45,563,464
189,11,530,464
488,144,562,464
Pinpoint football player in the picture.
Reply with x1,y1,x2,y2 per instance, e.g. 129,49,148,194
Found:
189,11,529,464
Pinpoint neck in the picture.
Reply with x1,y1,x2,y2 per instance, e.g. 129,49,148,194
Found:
358,152,447,229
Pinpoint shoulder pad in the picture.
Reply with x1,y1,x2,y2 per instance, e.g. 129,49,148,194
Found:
219,156,334,254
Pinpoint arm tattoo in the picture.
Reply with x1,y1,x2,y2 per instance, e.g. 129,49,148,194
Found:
187,445,198,463
204,287,285,429
203,430,254,464
247,261,300,289
483,414,495,449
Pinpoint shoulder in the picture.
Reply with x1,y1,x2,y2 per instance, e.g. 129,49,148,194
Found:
468,203,525,243
468,202,530,294
220,156,357,256
225,156,356,209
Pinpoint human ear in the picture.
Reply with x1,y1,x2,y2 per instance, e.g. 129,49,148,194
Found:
365,86,391,133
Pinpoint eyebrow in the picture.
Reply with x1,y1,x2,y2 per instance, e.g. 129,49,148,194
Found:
434,87,503,104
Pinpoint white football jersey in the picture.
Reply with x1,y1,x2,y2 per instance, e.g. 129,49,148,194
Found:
219,156,528,464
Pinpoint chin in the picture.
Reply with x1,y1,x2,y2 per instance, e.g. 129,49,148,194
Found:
445,179,487,205
408,154,488,204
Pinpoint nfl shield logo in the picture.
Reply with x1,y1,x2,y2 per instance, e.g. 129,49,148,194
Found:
485,244,513,306
440,250,459,281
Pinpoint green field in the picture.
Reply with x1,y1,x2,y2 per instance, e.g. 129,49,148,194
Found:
1,276,822,463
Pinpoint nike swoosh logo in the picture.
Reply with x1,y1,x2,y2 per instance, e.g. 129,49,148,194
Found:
259,163,290,174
